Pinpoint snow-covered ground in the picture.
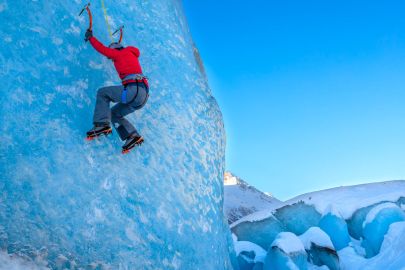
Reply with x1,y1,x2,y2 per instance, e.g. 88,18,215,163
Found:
229,180,405,270
339,222,405,270
224,172,282,224
232,180,405,226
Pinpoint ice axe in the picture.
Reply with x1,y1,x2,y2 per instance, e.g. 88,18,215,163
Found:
112,25,124,43
79,3,93,31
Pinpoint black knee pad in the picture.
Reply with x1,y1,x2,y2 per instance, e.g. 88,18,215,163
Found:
116,125,130,140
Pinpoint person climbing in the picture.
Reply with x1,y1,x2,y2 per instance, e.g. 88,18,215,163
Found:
84,29,149,154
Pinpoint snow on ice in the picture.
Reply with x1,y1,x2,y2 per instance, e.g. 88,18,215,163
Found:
228,180,405,270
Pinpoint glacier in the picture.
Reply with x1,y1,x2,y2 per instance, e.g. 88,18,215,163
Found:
318,209,350,251
263,232,307,270
361,202,405,257
0,0,235,269
298,227,339,270
228,180,405,269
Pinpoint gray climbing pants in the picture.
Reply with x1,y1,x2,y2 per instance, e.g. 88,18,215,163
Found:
93,82,149,140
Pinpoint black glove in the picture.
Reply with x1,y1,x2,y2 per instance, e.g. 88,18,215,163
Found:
84,29,93,42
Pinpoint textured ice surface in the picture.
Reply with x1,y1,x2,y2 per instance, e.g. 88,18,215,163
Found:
0,251,49,270
231,214,284,250
233,240,266,270
236,251,256,270
361,203,405,257
271,232,305,254
252,262,264,270
0,1,233,269
339,222,405,269
263,232,307,270
346,203,377,240
231,202,320,251
363,202,400,227
299,227,334,251
299,228,340,270
273,202,321,235
234,241,267,263
318,211,350,250
230,181,405,270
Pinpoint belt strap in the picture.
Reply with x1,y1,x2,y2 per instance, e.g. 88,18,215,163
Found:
122,74,148,82
122,74,149,90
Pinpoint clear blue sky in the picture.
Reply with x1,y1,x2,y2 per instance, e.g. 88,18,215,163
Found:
183,0,405,200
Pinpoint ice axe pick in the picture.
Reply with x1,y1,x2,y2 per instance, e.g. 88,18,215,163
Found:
79,3,93,31
112,25,124,43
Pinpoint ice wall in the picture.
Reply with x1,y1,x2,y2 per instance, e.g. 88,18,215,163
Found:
0,0,233,269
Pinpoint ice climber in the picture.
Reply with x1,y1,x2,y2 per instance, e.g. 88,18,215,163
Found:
84,29,149,154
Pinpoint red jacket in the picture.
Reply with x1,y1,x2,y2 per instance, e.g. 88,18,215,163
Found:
89,36,148,86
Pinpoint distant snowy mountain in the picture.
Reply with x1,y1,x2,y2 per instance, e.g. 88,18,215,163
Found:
224,172,282,224
230,180,405,270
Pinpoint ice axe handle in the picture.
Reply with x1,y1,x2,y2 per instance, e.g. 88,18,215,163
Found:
79,3,93,31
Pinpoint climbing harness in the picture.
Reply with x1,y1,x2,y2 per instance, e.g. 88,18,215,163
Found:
79,3,93,31
121,74,149,105
122,74,149,89
121,82,149,109
121,86,128,103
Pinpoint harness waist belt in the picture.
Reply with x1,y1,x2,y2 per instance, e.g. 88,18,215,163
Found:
122,74,147,83
122,74,149,91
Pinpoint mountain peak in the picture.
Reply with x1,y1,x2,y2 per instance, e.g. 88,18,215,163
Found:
224,172,282,224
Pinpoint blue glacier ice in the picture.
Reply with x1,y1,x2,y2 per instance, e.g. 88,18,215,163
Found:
233,240,266,270
252,262,264,270
274,202,321,235
237,251,256,270
346,197,405,240
263,232,308,270
231,215,285,250
228,181,405,270
361,203,405,258
0,0,235,269
338,221,405,270
318,207,351,250
231,202,320,251
346,203,377,240
299,227,340,270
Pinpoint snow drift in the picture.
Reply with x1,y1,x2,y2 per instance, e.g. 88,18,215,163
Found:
0,1,234,269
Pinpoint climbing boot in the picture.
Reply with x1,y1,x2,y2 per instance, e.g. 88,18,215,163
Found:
86,124,112,140
122,135,144,154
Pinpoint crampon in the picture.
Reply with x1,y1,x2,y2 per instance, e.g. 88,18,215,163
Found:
122,136,144,154
86,127,112,141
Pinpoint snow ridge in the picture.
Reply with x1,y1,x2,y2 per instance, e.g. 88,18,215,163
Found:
363,202,398,227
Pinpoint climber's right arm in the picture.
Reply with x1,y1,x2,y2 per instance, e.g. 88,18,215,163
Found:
88,35,120,59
